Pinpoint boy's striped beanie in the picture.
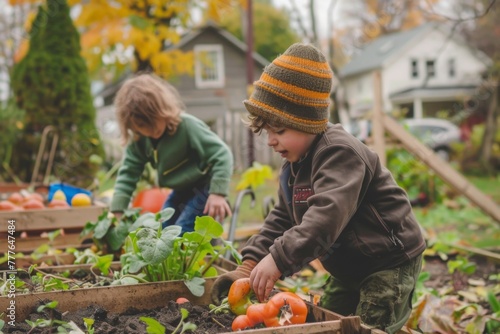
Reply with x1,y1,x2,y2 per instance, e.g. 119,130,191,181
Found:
243,43,333,134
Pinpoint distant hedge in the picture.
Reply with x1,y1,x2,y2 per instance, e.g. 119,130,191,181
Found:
11,0,104,188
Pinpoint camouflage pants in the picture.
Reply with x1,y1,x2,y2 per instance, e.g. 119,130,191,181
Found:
319,255,422,334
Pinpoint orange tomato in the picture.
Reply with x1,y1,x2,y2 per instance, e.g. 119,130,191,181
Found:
22,199,45,210
25,192,45,203
228,278,254,316
48,199,70,208
246,303,267,327
7,192,24,205
231,315,253,331
263,292,308,327
0,200,17,211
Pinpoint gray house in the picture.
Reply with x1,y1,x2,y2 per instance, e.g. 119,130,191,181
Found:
96,22,281,170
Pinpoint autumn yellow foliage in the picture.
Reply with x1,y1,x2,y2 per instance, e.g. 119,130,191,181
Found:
11,0,247,79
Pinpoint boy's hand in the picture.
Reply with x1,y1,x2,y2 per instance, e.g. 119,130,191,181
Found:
249,254,282,302
211,260,257,304
204,194,232,221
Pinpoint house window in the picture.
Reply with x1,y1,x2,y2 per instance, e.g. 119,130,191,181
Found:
411,59,418,78
194,44,225,88
448,58,456,77
426,60,436,78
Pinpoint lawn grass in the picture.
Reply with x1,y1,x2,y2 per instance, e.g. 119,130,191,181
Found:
227,170,279,225
466,175,500,203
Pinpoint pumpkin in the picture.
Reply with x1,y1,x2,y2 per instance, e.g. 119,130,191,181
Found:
131,188,172,214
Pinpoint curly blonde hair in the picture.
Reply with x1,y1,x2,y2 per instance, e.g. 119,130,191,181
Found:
114,73,185,145
245,114,283,134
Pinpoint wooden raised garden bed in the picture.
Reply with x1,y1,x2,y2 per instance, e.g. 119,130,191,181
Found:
0,276,384,334
0,205,105,254
0,258,387,333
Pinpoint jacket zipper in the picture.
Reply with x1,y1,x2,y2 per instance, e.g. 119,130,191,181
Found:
163,158,189,175
369,204,404,250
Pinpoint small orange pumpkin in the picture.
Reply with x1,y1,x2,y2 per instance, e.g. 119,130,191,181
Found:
131,188,171,214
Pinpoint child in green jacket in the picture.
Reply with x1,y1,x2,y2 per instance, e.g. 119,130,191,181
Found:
111,73,233,234
211,44,425,334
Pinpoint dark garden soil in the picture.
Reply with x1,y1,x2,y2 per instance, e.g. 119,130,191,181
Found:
4,254,499,333
7,300,237,334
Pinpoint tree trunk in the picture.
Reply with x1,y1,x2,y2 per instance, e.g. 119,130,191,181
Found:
479,79,499,174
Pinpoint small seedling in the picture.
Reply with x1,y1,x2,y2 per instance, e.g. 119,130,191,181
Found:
83,317,95,334
447,256,476,275
141,308,197,334
25,301,73,333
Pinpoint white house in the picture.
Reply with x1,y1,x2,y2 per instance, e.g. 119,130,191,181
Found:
339,22,491,123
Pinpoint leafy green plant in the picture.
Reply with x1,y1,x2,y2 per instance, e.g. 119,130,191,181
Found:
485,291,500,333
81,207,142,255
386,148,447,203
30,272,71,292
30,229,65,262
141,308,197,334
25,301,73,333
118,208,241,296
447,256,477,275
71,248,114,276
412,270,437,304
83,317,95,334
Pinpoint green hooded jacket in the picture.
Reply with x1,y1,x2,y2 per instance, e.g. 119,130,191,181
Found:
111,113,233,212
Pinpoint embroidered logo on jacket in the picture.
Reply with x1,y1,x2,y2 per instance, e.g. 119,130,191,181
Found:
293,187,313,204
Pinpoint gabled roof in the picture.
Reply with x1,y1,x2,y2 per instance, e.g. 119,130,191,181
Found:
96,22,269,99
339,23,436,78
168,20,270,68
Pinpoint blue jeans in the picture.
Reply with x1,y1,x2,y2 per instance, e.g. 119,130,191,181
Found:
161,183,210,235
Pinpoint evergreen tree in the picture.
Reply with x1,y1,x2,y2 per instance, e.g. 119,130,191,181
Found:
11,0,104,188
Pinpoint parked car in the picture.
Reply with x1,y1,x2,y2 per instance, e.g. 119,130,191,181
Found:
401,118,462,161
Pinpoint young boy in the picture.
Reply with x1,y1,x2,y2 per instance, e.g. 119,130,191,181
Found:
211,44,426,334
111,73,233,234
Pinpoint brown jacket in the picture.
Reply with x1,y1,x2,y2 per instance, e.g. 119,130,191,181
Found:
242,123,426,281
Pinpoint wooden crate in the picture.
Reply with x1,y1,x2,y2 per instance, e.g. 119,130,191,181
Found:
0,277,384,333
0,183,49,200
0,205,105,254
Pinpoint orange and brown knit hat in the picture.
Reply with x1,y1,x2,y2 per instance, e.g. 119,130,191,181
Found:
243,43,333,134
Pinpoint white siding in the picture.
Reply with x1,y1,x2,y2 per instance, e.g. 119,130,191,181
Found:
340,26,489,119
383,28,487,108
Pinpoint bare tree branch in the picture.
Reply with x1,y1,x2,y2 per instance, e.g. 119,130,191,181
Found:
421,0,496,22
290,0,311,42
